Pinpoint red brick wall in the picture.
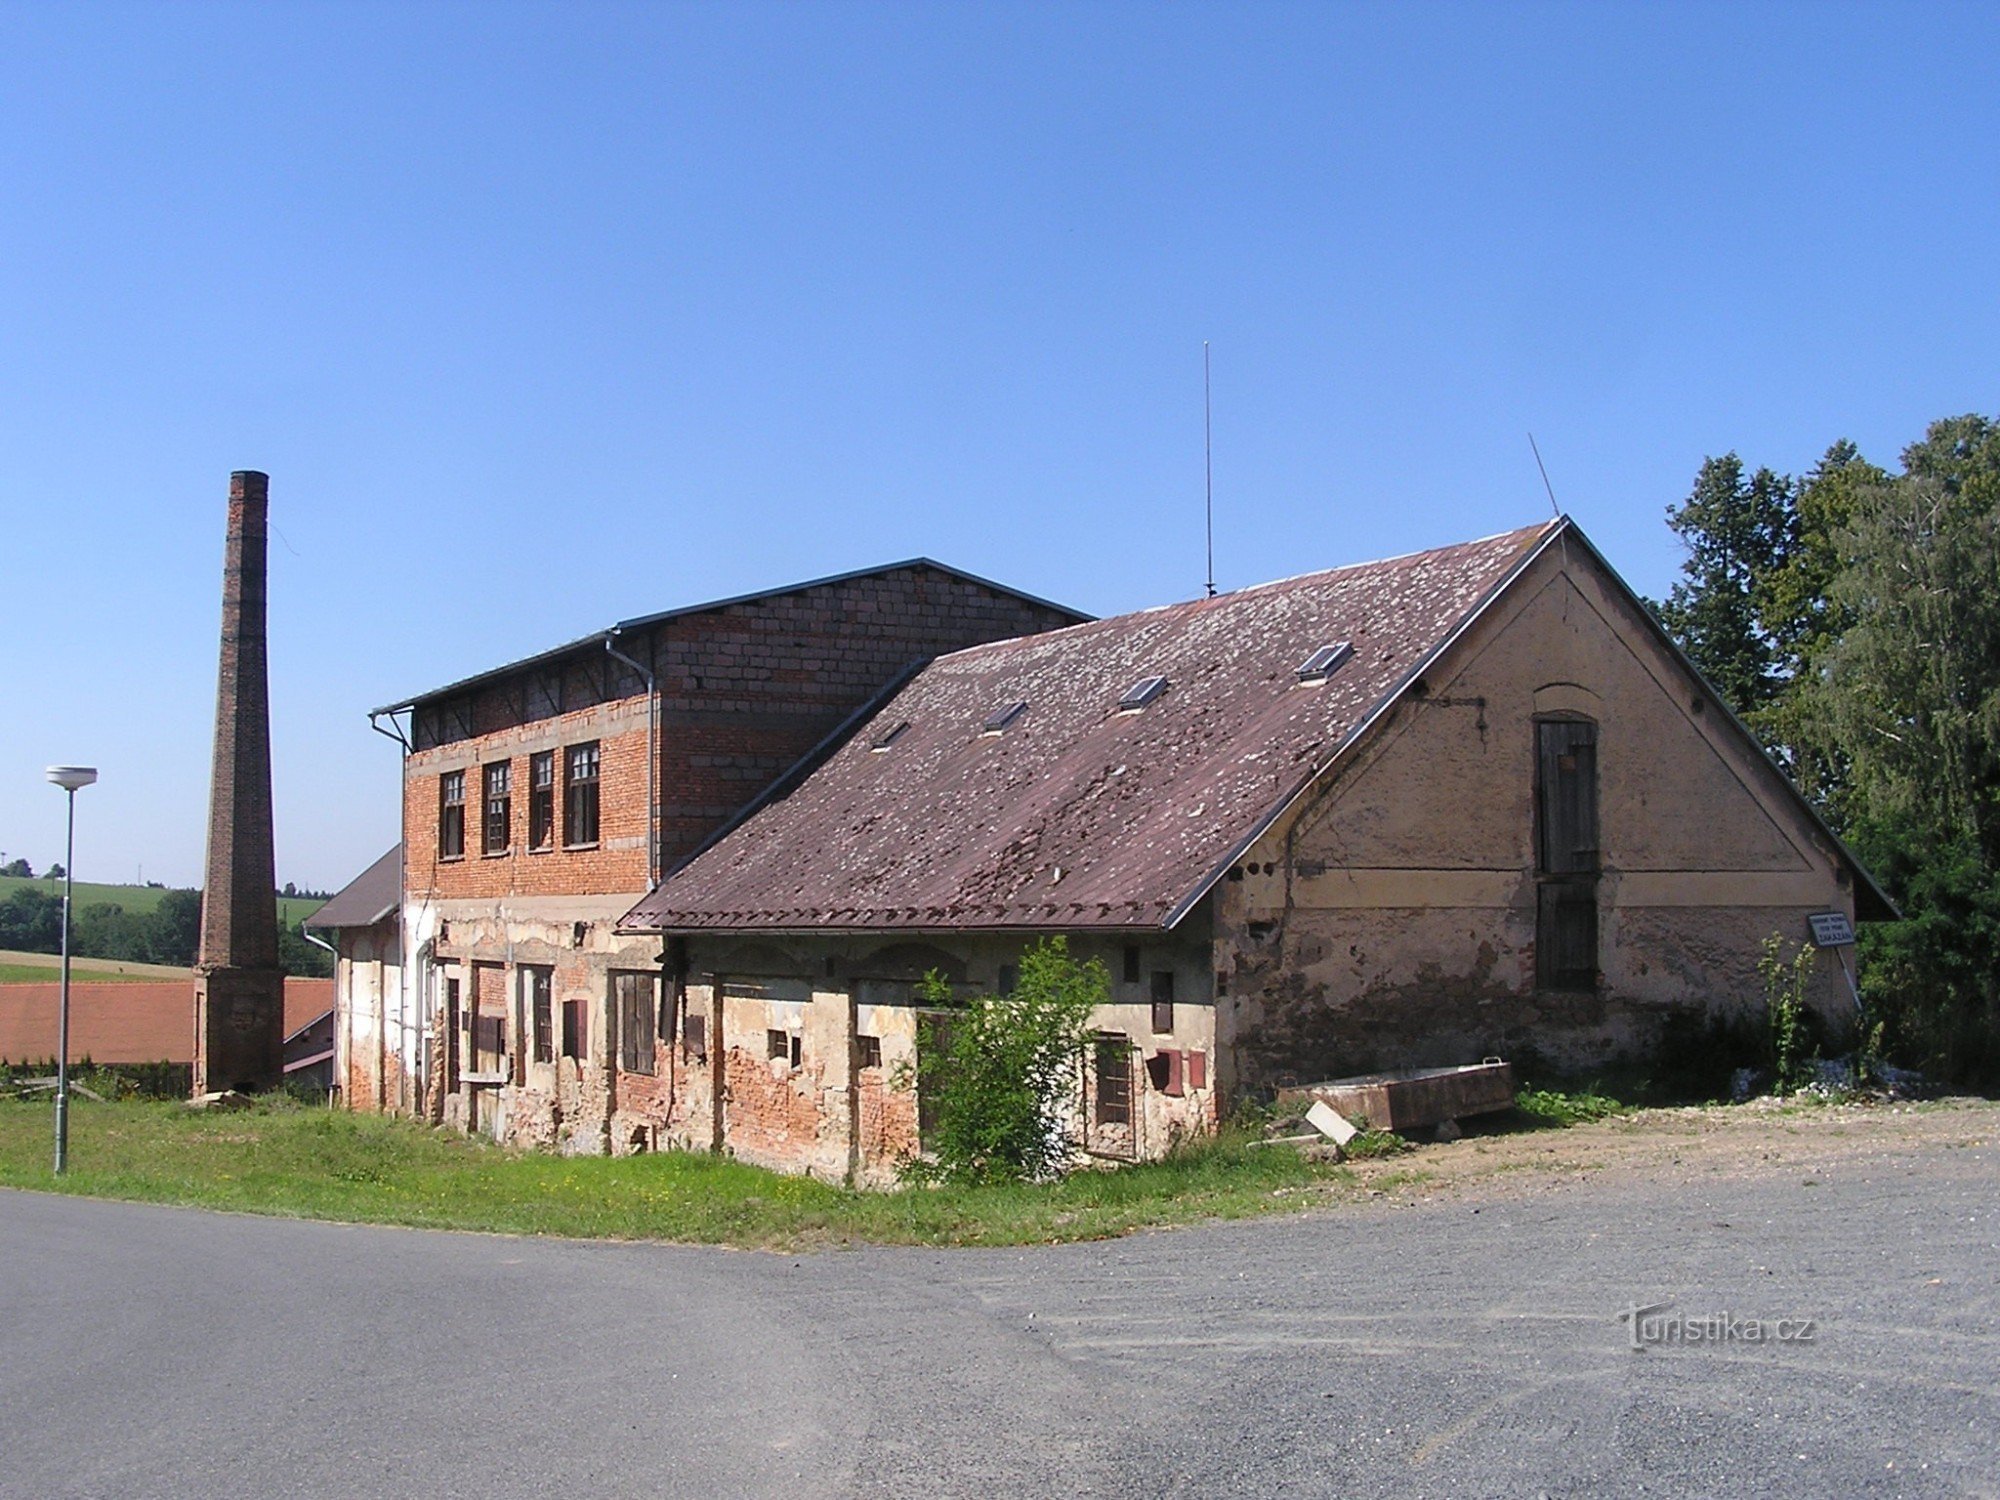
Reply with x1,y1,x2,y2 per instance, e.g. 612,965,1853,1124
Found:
402,565,1080,903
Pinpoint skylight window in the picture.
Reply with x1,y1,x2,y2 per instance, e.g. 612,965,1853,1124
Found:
870,721,911,752
982,700,1028,734
1117,675,1168,711
1296,642,1355,684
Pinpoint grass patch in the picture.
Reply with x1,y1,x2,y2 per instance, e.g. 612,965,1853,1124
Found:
1513,1086,1633,1128
0,1099,1369,1250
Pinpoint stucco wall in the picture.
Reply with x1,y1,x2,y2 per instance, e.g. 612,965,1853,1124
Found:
1216,546,1859,1094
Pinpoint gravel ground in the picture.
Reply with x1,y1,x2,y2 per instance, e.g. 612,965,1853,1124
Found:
1,1100,1993,1499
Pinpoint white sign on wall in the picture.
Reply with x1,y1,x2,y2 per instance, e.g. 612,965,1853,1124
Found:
1807,911,1856,948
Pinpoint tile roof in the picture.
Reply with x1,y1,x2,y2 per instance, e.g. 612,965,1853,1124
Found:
623,521,1560,934
0,978,332,1066
304,844,402,930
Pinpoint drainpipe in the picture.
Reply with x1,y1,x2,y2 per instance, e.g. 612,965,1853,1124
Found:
603,631,661,888
369,710,418,1113
300,926,341,1107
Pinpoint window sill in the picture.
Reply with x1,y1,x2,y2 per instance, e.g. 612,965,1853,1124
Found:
481,850,511,860
563,842,600,852
527,844,554,855
438,854,465,864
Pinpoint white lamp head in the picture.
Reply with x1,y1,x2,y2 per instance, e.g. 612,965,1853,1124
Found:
45,766,98,792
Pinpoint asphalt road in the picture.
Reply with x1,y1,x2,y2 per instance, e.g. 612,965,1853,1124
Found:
2,1134,1995,1499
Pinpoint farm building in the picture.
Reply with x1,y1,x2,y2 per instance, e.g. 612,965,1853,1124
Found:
347,560,1087,1147
612,517,1888,1182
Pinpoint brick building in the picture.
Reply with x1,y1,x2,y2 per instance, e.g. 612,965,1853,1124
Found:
618,518,1889,1183
354,561,1085,1149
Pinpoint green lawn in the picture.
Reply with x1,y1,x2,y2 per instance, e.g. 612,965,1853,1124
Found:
0,875,322,927
0,1098,1377,1249
0,949,191,984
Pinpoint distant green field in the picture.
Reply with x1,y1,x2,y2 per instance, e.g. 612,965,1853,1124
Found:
0,949,190,984
0,875,322,927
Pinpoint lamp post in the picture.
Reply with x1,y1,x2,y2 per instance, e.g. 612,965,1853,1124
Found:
45,765,97,1175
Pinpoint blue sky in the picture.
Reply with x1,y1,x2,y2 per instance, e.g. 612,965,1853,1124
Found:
3,1,1995,892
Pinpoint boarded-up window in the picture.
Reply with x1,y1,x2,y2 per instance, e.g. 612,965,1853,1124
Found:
443,976,461,1089
1535,718,1599,991
527,967,553,1064
615,972,657,1075
1150,970,1175,1033
472,963,507,1073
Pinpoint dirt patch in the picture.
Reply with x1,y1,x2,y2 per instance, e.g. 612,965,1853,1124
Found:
1333,1096,1998,1204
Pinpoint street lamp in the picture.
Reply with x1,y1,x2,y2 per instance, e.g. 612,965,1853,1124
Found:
44,765,97,1175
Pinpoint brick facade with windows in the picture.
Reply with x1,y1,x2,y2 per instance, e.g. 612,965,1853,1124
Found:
362,561,1085,1152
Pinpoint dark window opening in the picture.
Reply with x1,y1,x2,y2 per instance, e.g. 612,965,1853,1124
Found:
443,977,461,1089
997,963,1017,995
615,972,657,1074
1094,1036,1133,1126
472,963,506,1074
857,1034,883,1070
1150,970,1175,1033
561,999,585,1062
871,721,911,752
482,761,511,854
767,1028,793,1065
527,967,553,1064
565,741,601,847
438,771,465,860
1122,944,1141,984
1535,717,1600,991
683,1010,707,1060
528,751,555,849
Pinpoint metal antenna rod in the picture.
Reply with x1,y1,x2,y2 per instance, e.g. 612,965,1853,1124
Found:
1528,432,1562,519
1204,342,1216,597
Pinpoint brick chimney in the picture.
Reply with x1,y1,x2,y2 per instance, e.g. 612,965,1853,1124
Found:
193,470,285,1094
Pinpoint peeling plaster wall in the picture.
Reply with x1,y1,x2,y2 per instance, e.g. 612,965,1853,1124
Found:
1216,546,1859,1094
330,919,403,1112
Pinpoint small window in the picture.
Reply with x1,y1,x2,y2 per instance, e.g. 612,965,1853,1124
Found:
857,1034,883,1070
565,742,601,847
683,1010,707,1060
1123,944,1141,985
438,770,466,860
1296,642,1355,683
615,972,657,1075
1094,1035,1132,1126
527,966,553,1064
482,761,511,854
1150,970,1175,1033
982,700,1028,734
560,999,585,1062
528,751,555,849
1117,675,1167,711
871,721,911,752
768,1028,790,1063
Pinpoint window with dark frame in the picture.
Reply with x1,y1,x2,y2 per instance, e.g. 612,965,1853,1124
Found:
528,750,555,850
527,967,553,1064
560,998,585,1062
564,741,601,847
767,1028,791,1064
438,770,466,859
856,1034,883,1070
1150,970,1175,1033
614,972,657,1074
482,761,511,854
1094,1035,1133,1126
1535,717,1600,992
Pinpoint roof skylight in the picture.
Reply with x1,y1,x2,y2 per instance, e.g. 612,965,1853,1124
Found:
870,721,911,752
1296,642,1355,684
1117,675,1168,711
982,700,1029,734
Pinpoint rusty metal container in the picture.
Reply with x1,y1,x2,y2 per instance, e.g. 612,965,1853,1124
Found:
1278,1059,1516,1133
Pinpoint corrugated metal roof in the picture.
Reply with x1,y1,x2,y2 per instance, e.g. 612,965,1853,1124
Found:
303,844,402,930
622,522,1560,934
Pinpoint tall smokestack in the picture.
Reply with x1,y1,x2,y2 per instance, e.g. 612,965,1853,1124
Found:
193,469,285,1095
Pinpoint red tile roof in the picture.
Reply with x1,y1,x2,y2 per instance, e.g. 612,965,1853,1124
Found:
623,521,1559,933
0,979,332,1066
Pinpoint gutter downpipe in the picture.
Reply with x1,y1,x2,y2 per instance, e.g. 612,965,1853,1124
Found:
300,926,341,1107
369,710,418,1114
604,631,661,889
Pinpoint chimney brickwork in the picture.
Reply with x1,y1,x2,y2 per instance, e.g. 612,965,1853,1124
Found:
193,469,285,1094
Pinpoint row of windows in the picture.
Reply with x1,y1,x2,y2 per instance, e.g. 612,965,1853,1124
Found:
444,965,661,1082
437,742,600,861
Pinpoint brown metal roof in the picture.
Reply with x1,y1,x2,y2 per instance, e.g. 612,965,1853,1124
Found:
303,844,402,931
622,522,1560,934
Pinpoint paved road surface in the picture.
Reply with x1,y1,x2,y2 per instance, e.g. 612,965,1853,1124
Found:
2,1134,1994,1498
